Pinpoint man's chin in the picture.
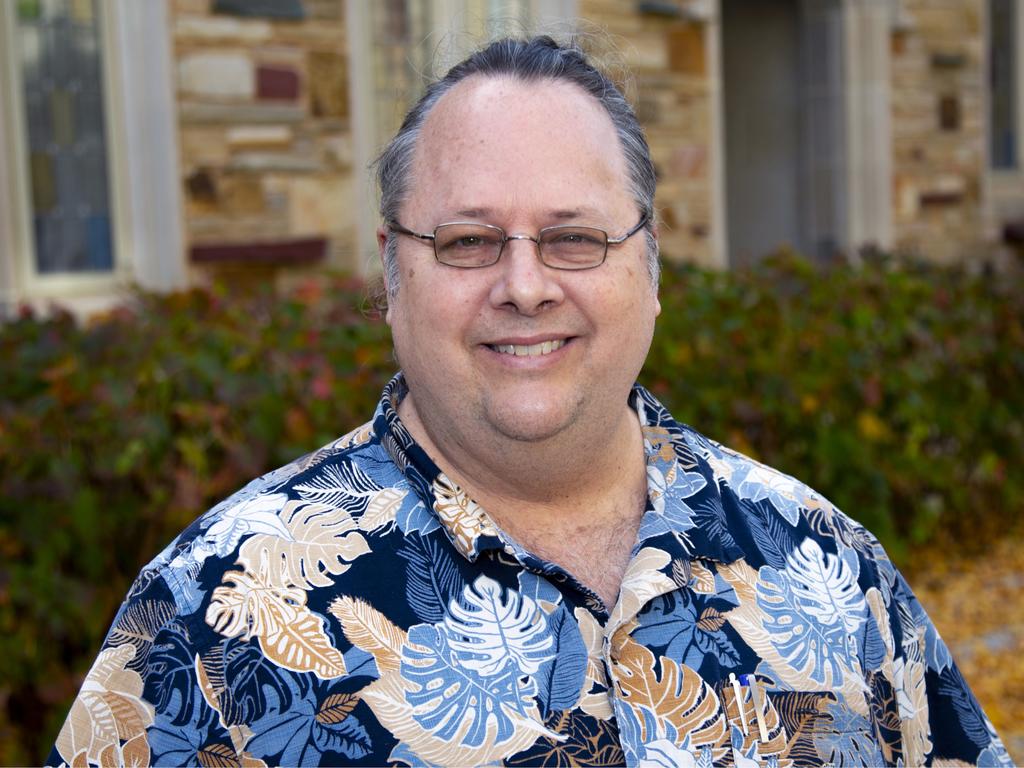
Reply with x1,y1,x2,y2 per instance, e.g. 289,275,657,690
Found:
482,398,585,445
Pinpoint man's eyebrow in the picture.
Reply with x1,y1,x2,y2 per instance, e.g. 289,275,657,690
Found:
450,208,600,220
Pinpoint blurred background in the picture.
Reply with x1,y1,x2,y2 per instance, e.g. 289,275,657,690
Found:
0,0,1022,763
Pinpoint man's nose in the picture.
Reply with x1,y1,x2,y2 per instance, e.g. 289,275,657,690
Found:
487,237,565,315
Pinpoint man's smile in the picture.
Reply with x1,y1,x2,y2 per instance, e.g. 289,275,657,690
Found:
486,338,570,357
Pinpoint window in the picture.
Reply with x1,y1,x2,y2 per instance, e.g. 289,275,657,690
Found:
16,0,115,274
990,0,1018,169
0,0,184,311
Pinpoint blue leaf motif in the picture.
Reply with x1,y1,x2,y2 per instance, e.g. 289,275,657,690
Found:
146,623,201,726
633,594,739,670
756,540,866,685
149,689,204,767
246,676,320,767
313,713,372,759
813,701,885,766
742,498,796,570
446,575,554,677
517,571,563,610
534,607,587,716
402,624,530,748
397,534,463,623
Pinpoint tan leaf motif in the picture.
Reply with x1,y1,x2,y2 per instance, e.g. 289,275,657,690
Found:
196,654,227,729
259,600,347,678
240,500,370,590
697,606,726,633
198,743,241,768
691,561,717,594
329,595,406,673
206,566,305,640
358,487,405,532
641,426,677,464
316,692,360,724
432,474,499,556
360,672,549,766
615,638,726,746
121,733,150,768
54,644,154,767
207,565,346,678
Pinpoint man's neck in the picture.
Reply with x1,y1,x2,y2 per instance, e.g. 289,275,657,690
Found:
396,390,647,514
396,392,649,608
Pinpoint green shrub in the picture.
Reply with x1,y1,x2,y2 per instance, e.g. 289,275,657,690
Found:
0,257,1021,762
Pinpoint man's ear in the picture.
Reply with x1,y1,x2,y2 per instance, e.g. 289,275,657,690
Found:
376,226,393,324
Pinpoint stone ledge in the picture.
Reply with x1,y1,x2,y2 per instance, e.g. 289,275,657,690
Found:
179,102,307,124
190,237,327,265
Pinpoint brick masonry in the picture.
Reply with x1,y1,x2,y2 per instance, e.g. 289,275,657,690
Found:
170,0,1005,276
173,0,353,280
891,0,987,264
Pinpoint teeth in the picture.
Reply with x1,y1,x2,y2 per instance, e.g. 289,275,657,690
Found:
493,339,566,357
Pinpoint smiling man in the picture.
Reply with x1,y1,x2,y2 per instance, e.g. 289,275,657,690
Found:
51,37,1009,767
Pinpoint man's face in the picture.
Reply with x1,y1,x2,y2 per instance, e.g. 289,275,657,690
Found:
383,75,660,449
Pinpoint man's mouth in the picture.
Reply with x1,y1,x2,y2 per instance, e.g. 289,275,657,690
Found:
487,339,568,357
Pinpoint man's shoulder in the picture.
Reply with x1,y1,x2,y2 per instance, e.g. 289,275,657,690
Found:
676,422,884,556
125,418,415,617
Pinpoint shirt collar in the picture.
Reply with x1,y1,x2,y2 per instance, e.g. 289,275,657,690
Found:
373,372,742,565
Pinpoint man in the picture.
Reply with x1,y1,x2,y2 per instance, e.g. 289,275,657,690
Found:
51,37,1009,767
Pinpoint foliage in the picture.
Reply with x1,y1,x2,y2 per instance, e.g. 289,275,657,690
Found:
644,253,1024,552
0,256,1021,762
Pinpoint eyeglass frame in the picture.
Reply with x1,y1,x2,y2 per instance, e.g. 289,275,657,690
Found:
386,211,651,270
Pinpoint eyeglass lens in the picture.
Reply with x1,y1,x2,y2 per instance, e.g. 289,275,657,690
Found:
433,223,608,269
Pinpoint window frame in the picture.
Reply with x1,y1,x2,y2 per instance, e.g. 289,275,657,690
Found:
0,0,185,313
985,0,1024,242
0,0,130,301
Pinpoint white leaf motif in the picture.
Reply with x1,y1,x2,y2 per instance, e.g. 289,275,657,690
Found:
204,493,292,556
446,575,554,676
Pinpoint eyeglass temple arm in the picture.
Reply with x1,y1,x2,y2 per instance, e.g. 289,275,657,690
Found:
388,222,435,241
606,212,651,245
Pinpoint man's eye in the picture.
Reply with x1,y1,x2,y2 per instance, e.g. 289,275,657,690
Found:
456,236,484,247
551,231,601,246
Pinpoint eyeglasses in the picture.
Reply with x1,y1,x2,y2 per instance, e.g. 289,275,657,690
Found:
387,212,650,270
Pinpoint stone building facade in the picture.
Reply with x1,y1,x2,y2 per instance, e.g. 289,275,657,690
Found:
0,0,1021,312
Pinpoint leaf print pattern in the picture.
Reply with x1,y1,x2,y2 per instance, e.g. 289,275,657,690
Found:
293,462,380,513
49,377,1012,768
238,500,370,590
106,598,177,674
54,644,154,767
206,567,346,679
446,575,554,677
757,539,866,687
203,493,293,559
397,533,463,623
361,672,548,767
615,639,726,748
329,595,406,674
505,710,625,767
431,474,501,556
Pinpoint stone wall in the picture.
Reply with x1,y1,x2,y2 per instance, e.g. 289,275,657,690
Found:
578,0,717,266
172,0,355,280
891,0,987,263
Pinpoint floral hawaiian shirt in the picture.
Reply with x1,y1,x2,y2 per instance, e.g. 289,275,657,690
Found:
50,374,1011,767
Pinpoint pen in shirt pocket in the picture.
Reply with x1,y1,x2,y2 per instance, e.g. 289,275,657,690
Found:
731,672,770,744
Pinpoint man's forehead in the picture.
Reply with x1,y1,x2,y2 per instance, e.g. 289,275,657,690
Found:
420,74,613,144
406,75,630,215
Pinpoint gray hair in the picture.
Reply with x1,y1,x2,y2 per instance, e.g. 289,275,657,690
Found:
375,35,659,297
